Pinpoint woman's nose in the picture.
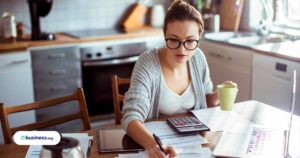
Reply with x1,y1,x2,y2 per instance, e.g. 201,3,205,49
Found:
178,43,186,52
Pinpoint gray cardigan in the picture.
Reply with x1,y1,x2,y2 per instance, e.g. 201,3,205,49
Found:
121,47,213,131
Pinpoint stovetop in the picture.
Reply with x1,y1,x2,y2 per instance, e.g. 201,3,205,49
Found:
63,28,125,38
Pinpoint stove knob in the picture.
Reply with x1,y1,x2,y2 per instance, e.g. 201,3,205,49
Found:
86,53,92,58
96,52,102,57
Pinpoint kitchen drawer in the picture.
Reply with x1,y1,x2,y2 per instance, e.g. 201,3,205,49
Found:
0,51,31,73
32,65,81,82
34,80,81,101
31,47,80,65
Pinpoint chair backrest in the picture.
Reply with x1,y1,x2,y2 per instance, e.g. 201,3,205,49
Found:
111,75,130,125
0,88,91,144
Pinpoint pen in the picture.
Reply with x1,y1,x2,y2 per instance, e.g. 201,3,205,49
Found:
87,139,93,156
153,134,167,155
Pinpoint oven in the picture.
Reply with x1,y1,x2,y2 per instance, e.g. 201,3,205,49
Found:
80,39,153,116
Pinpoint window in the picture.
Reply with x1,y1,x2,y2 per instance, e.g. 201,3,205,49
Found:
274,0,300,29
286,0,300,20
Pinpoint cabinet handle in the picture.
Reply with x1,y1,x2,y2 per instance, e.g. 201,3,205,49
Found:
48,53,66,59
49,69,66,75
208,52,224,59
11,59,28,64
50,85,67,91
275,62,287,72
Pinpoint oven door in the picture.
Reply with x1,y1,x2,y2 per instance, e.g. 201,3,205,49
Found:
82,56,137,116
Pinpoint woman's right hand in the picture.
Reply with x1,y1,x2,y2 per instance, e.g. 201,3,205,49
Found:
146,145,176,158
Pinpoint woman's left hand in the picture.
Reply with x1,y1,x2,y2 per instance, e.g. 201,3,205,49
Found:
222,81,237,87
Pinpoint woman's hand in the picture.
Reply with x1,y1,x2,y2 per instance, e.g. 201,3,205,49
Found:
222,81,237,87
146,145,176,158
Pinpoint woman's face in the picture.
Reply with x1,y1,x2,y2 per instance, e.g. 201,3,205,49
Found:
165,20,200,63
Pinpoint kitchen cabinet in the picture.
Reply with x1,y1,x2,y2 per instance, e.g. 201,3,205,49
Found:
252,53,300,115
199,40,252,102
0,51,35,144
30,44,82,132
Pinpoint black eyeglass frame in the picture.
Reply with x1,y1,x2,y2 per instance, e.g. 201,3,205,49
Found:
165,38,200,50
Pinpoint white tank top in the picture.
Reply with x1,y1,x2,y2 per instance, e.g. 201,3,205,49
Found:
159,73,196,116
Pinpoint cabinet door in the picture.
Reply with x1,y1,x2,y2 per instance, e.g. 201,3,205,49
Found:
0,51,35,144
200,40,252,102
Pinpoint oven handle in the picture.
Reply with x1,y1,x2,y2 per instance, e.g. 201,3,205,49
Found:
83,56,139,67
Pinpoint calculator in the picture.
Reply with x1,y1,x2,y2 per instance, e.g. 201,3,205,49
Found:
167,116,210,133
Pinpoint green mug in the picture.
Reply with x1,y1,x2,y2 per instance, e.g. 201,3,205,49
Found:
217,84,238,111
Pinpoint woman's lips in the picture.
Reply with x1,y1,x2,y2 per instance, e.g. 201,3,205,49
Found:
175,54,187,57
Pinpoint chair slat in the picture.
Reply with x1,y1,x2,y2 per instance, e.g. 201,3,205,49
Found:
0,88,91,144
111,75,130,125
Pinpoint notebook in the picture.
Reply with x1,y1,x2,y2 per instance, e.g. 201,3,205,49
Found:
213,70,297,158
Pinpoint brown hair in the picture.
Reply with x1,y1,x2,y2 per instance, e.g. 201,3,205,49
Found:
163,0,204,36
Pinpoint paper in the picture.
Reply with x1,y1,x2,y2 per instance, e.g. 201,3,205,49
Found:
144,121,207,147
117,146,214,158
191,107,253,133
25,133,93,158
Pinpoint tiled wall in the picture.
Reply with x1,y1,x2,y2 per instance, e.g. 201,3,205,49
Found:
0,0,168,34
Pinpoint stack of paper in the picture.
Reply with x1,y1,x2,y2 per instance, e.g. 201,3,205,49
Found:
115,147,213,158
25,133,93,158
115,121,213,158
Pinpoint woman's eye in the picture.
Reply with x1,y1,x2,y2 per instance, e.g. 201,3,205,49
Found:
169,39,179,43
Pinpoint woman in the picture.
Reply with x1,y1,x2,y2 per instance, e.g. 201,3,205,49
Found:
122,0,236,157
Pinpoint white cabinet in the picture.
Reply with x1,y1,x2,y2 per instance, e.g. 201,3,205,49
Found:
199,40,252,102
0,51,35,144
252,53,300,115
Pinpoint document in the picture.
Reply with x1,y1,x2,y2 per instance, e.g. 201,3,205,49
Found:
144,121,207,147
25,133,93,158
116,121,214,158
191,107,253,133
116,146,213,158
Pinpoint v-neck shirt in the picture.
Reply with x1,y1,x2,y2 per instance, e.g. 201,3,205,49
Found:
159,71,196,115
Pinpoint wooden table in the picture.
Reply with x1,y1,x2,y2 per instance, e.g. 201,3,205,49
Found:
1,100,300,157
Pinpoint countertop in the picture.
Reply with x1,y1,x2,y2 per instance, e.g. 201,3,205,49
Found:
202,32,300,63
253,41,300,63
0,26,163,53
1,28,299,63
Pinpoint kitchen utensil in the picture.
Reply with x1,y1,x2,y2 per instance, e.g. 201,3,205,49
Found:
219,0,244,32
150,4,165,27
207,14,220,32
40,137,84,158
122,3,147,29
2,12,17,39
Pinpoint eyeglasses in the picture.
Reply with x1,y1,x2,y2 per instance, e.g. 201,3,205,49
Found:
165,38,199,50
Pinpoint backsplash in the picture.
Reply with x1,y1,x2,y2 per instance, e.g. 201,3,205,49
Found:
0,0,168,34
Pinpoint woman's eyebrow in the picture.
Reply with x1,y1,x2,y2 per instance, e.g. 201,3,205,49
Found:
166,34,197,40
166,34,180,39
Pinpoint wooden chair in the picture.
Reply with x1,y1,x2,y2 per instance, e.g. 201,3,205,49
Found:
111,75,131,125
0,88,91,144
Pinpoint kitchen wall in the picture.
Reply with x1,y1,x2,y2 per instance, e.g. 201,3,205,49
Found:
0,0,169,34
